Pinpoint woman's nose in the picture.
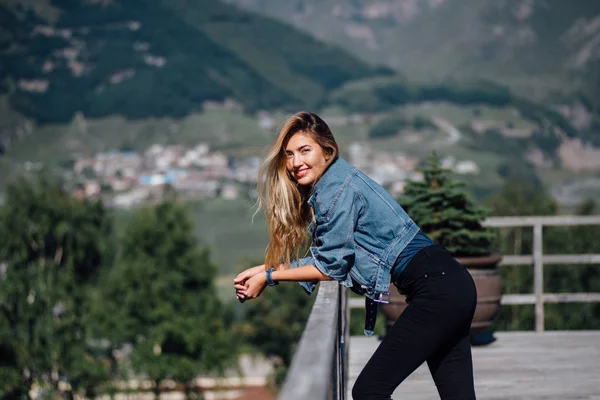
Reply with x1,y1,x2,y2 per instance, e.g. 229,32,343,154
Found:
292,154,302,167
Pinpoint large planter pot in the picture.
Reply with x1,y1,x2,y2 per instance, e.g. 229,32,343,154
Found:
380,253,503,336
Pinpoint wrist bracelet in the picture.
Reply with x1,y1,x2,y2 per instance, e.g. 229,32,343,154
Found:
266,267,278,286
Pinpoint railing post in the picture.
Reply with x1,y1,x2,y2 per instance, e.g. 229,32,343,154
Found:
533,223,544,332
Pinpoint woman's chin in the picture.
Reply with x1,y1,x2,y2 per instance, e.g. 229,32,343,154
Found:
296,176,313,186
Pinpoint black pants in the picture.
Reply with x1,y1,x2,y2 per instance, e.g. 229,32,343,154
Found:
352,244,477,400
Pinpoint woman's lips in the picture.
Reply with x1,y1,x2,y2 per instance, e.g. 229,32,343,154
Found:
296,168,309,178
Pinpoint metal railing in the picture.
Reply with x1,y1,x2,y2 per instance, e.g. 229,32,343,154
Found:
278,281,349,400
483,215,600,332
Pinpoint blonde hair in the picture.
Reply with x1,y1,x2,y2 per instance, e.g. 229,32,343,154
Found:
257,111,338,269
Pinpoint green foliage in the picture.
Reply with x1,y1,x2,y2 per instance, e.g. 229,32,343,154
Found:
0,172,116,398
95,199,237,391
526,125,564,159
543,199,600,330
331,79,514,113
464,128,526,158
486,179,557,222
227,0,600,111
0,178,242,396
484,180,554,331
460,126,541,186
368,115,435,138
368,117,403,139
486,182,600,331
331,78,580,156
0,0,379,123
401,151,494,257
238,266,315,386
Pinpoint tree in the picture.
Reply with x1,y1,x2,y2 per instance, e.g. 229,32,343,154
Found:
401,151,494,257
484,181,600,331
0,173,115,398
237,267,315,387
544,199,600,330
484,180,557,331
486,179,557,255
97,200,237,398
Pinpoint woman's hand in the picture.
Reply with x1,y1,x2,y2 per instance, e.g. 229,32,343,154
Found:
234,264,265,302
240,272,268,301
234,264,265,285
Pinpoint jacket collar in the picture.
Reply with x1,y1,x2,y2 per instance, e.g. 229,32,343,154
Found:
307,156,353,206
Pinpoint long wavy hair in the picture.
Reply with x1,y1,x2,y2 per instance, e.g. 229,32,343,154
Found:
257,111,338,269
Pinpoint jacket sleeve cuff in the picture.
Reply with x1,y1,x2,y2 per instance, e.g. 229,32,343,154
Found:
309,247,353,289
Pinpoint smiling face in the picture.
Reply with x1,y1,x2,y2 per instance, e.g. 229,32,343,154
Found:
285,131,332,187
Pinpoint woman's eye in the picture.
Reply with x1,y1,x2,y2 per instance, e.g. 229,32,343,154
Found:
301,148,309,154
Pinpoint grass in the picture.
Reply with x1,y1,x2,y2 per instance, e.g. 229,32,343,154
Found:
113,197,268,276
186,198,268,276
110,197,268,306
4,108,273,166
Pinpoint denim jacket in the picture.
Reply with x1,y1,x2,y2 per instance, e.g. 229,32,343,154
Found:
291,157,419,334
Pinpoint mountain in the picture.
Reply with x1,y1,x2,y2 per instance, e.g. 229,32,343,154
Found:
0,0,386,124
1,0,599,202
224,0,600,107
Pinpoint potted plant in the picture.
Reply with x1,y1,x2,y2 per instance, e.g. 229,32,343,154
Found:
380,151,502,336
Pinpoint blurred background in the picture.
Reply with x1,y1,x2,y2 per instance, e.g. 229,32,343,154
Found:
0,0,599,398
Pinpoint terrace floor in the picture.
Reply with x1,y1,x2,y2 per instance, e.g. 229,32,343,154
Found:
349,331,600,399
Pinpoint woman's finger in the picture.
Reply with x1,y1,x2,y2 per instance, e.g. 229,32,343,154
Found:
234,268,255,284
234,283,246,291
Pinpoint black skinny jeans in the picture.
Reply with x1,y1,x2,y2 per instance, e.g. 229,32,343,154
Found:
352,244,477,400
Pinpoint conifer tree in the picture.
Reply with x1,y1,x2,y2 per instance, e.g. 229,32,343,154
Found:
401,151,494,257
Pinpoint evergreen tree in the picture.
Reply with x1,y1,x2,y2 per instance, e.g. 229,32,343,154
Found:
401,151,494,257
0,173,115,398
97,200,237,398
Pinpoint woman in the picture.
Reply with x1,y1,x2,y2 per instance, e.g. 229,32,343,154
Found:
234,111,477,400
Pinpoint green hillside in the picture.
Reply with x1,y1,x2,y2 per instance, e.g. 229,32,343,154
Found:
1,0,598,204
0,0,384,124
224,0,600,106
